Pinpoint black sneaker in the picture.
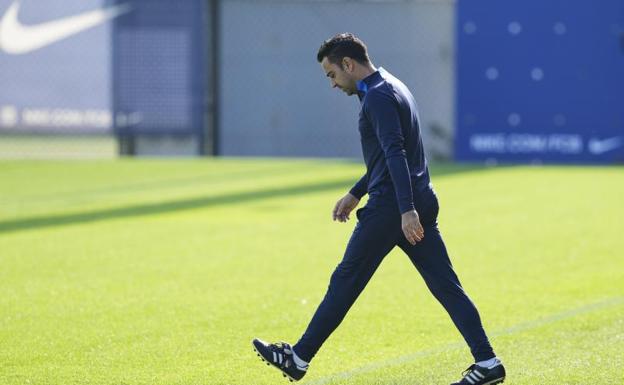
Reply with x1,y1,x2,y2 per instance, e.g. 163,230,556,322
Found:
451,362,506,385
252,338,307,382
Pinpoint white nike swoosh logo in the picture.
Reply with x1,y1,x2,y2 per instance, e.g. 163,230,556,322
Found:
588,136,623,155
0,1,131,55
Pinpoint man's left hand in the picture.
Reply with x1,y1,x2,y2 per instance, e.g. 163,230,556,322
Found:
401,210,424,245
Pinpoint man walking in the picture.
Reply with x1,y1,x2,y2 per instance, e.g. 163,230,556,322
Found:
252,33,506,385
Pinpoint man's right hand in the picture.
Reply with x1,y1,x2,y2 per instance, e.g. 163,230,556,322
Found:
332,193,360,222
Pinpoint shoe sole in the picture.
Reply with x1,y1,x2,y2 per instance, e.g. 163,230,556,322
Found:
252,344,298,382
482,378,505,385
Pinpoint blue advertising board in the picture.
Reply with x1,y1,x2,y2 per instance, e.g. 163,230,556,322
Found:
0,0,207,138
456,0,624,163
0,0,117,133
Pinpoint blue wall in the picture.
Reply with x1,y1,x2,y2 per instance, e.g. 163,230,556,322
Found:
456,0,624,163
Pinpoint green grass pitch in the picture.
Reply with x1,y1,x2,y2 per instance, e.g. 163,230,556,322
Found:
1,159,623,385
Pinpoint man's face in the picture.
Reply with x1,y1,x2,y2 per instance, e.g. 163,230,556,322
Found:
321,57,357,96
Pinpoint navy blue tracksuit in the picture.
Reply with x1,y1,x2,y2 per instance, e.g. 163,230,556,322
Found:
293,68,494,363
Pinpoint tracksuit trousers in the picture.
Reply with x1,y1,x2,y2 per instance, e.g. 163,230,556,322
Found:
293,187,495,363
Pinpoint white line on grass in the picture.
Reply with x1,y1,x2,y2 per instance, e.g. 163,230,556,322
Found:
304,296,624,385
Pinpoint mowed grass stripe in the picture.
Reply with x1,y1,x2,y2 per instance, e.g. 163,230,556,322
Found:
0,159,365,219
307,296,624,385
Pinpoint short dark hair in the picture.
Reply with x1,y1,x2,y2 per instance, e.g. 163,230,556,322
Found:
316,33,371,65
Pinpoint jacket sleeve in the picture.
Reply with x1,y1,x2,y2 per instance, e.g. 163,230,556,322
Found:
349,174,368,199
365,90,414,213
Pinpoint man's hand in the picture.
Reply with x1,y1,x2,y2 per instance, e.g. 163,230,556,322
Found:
402,210,424,245
332,193,360,222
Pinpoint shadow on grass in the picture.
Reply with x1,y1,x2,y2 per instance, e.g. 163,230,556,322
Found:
0,163,504,235
0,178,357,234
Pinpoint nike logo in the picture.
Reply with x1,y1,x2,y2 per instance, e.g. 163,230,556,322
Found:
0,1,131,55
588,136,623,155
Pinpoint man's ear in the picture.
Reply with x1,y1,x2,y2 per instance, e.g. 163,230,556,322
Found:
342,57,352,72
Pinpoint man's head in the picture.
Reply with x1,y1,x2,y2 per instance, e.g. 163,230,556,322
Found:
317,33,374,96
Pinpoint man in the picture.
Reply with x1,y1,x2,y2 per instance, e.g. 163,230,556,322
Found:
252,33,506,385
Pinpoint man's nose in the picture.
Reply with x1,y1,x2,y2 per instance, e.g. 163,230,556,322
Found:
331,80,337,88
